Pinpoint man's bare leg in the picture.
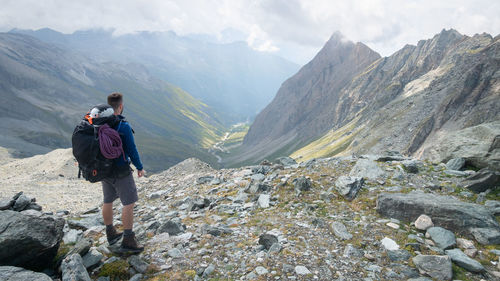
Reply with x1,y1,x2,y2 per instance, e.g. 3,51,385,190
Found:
102,203,114,225
122,203,134,230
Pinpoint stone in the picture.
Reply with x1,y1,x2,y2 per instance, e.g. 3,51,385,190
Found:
456,238,475,249
445,248,485,273
461,168,500,193
255,266,268,275
196,176,214,184
257,194,270,208
250,173,265,182
426,227,456,250
330,221,352,240
381,237,399,251
275,157,297,167
64,229,82,244
0,210,64,269
386,222,399,229
25,202,42,211
82,248,103,269
349,159,386,180
469,227,500,245
67,238,92,257
295,265,311,275
13,194,31,211
0,198,13,210
294,176,312,194
167,248,183,259
191,198,211,211
401,160,419,173
67,214,103,230
204,225,232,236
0,266,52,281
335,176,364,201
412,255,452,281
61,254,91,281
343,244,364,258
414,214,434,231
247,183,271,194
376,192,500,245
259,234,278,250
485,200,500,216
128,255,149,273
158,219,185,236
387,249,411,261
129,273,143,281
202,264,215,278
445,158,466,171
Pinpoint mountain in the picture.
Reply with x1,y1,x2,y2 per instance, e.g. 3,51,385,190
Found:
231,29,500,170
10,28,300,122
0,32,225,172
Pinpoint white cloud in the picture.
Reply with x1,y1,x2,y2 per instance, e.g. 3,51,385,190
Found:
0,0,499,64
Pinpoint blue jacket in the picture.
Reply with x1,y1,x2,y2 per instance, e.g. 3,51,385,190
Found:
114,115,143,171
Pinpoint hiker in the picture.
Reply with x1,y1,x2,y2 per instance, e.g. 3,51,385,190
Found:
101,92,145,253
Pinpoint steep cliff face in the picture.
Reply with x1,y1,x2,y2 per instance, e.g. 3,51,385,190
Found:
236,33,381,163
233,29,499,169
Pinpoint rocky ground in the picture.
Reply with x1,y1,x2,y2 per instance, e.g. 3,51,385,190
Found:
1,151,500,281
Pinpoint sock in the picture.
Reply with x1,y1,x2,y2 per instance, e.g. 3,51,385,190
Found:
124,229,133,236
106,224,114,232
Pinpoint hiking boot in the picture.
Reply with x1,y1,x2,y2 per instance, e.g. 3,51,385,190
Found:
106,225,123,245
120,232,144,254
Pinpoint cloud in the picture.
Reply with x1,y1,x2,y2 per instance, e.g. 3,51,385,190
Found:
0,0,499,64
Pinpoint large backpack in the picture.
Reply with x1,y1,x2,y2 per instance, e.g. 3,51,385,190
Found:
72,105,121,182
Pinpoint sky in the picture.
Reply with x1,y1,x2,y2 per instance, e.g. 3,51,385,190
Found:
1,0,499,65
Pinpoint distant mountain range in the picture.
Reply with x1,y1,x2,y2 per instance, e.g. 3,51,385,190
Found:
0,32,225,172
10,28,299,123
230,29,499,170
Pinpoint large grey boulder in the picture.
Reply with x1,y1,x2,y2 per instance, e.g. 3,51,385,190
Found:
349,159,385,180
157,219,186,236
0,210,64,269
376,192,500,244
275,157,297,167
61,254,91,281
0,266,52,281
294,176,312,195
460,168,500,193
445,248,485,273
330,221,353,240
335,176,364,201
412,255,452,280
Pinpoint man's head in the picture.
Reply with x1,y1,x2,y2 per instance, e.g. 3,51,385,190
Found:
107,92,124,115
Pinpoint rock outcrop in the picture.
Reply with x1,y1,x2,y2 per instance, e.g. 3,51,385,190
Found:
0,210,64,269
376,192,500,244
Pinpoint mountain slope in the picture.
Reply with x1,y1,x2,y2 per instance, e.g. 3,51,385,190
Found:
232,29,500,169
0,33,224,172
10,28,300,122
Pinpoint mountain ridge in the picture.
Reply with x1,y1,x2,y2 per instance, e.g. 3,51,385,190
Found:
229,29,500,170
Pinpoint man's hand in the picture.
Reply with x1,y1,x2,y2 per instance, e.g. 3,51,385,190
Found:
138,169,145,177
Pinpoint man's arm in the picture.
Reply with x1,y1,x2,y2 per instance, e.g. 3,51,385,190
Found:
121,122,144,172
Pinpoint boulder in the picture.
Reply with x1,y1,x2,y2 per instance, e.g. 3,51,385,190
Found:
414,214,434,231
259,234,278,250
0,210,64,269
426,227,456,250
376,192,500,244
412,255,452,280
445,248,485,273
0,198,13,210
485,200,500,216
445,158,466,171
401,160,419,173
158,219,186,236
257,194,270,208
275,157,297,167
460,168,500,193
349,159,386,180
294,177,312,194
330,221,352,240
0,266,52,281
335,176,364,201
13,194,31,211
61,254,91,281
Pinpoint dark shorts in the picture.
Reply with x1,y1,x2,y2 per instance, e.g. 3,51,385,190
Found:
102,173,138,205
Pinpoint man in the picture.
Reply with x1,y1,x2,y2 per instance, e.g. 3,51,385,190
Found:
102,92,145,253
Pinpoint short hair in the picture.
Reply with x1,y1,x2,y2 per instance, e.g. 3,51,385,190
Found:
107,92,123,111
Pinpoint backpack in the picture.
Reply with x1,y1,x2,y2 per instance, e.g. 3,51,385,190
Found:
72,105,122,183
